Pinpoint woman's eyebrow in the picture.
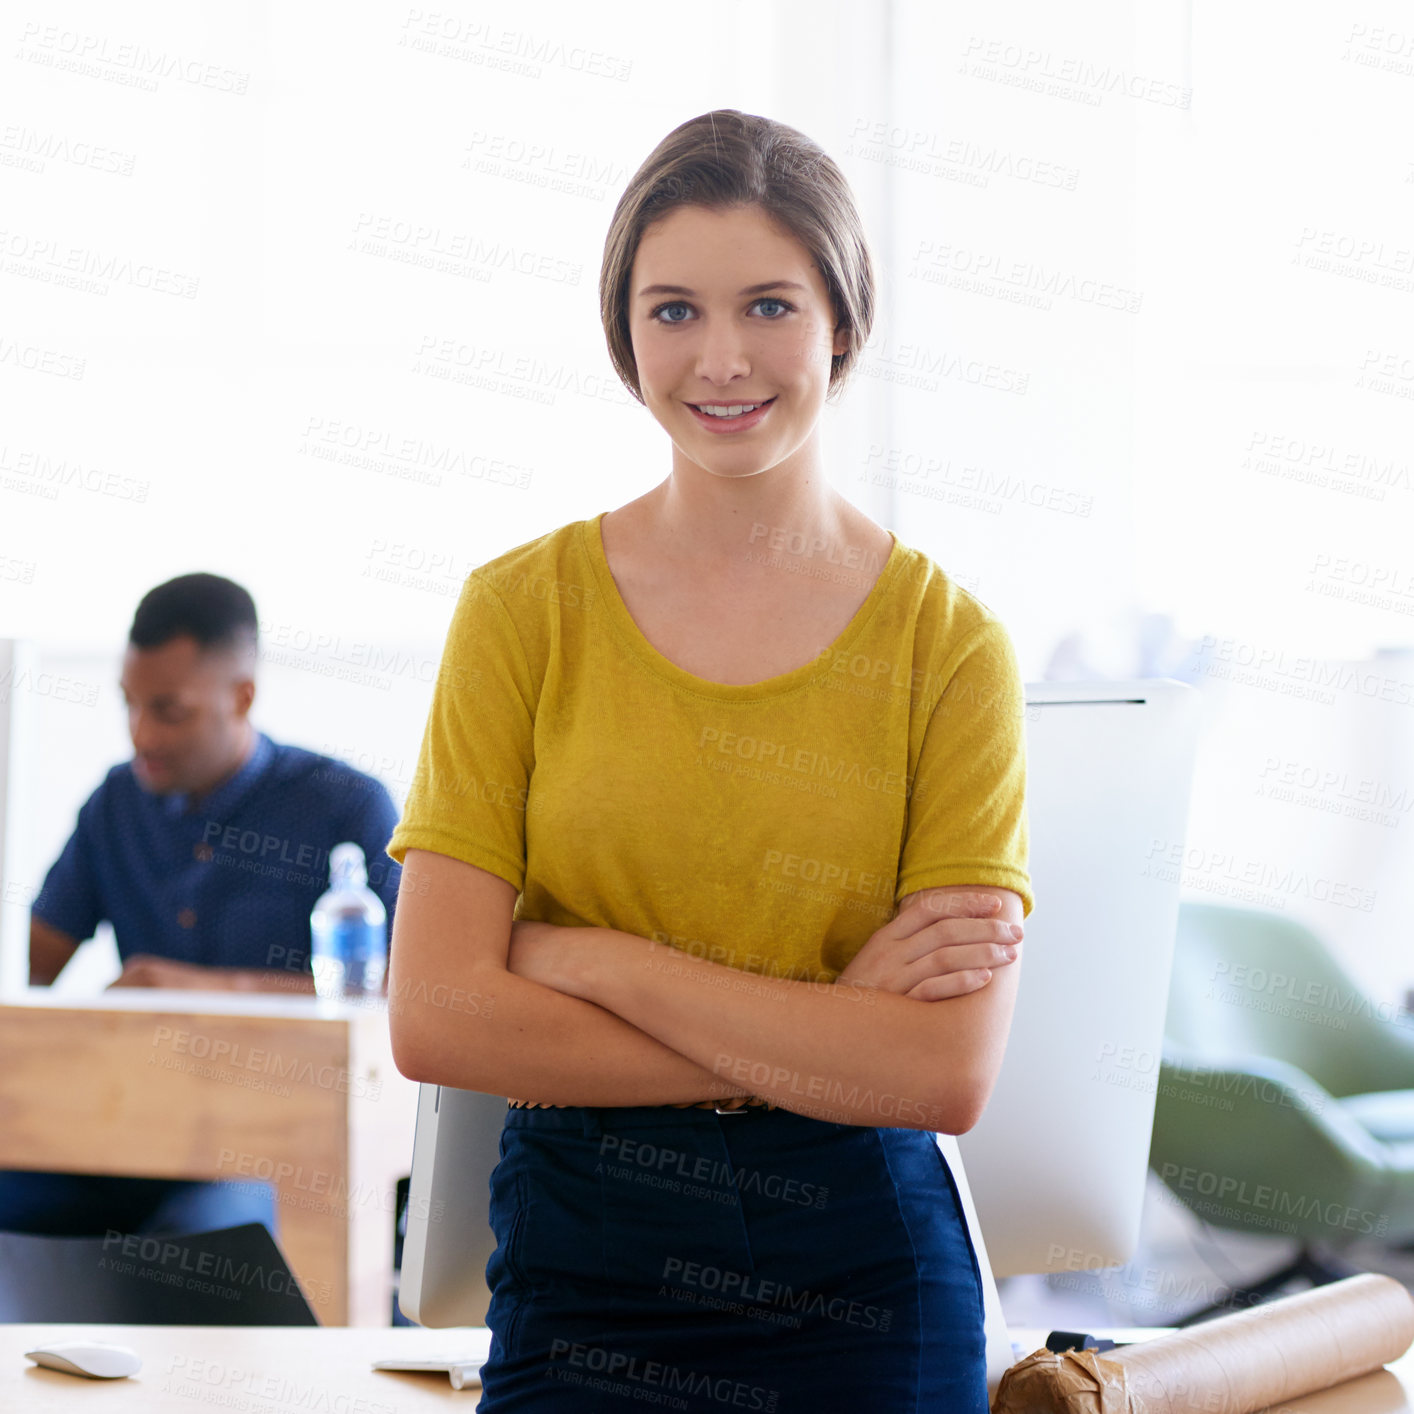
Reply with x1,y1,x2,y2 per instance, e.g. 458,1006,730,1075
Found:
637,280,807,297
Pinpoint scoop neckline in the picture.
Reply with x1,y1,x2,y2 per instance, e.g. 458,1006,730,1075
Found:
580,510,902,702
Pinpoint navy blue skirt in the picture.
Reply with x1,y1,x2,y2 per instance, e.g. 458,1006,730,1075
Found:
478,1102,988,1412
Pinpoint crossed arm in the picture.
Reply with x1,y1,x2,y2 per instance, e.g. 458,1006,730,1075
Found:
386,848,1025,1135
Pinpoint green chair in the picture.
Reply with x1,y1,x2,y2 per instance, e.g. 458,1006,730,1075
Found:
1149,901,1414,1324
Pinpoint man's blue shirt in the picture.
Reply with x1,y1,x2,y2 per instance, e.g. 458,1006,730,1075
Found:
32,731,401,976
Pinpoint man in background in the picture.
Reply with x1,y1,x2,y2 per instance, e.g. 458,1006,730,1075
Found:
4,572,403,1237
30,571,401,990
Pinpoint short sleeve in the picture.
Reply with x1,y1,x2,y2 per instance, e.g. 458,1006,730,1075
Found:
32,805,105,943
386,574,534,893
895,617,1035,918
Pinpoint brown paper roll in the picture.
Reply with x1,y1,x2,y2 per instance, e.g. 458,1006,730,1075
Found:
991,1347,1132,1413
993,1273,1414,1414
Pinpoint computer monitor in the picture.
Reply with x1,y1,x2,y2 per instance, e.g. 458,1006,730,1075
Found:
398,677,1202,1391
0,639,39,998
957,676,1201,1384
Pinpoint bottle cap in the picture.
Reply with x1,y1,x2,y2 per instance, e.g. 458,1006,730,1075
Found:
330,841,368,885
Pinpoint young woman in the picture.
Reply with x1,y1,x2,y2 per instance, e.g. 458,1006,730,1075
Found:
387,109,1033,1413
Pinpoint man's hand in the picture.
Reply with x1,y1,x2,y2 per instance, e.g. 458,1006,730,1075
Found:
107,954,229,990
104,955,316,993
836,892,1022,1000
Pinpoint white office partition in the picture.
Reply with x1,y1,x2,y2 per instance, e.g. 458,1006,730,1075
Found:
0,639,39,997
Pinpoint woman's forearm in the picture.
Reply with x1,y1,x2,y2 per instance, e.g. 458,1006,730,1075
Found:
562,930,968,1133
389,959,753,1106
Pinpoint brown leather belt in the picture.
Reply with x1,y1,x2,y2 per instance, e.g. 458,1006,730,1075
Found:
507,1095,777,1113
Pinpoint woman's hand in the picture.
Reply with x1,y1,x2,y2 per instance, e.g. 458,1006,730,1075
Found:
836,892,1021,1001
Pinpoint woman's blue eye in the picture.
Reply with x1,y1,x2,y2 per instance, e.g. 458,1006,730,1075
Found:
649,298,795,324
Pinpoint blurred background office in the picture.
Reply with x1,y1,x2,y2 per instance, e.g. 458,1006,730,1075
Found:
2,0,1411,1329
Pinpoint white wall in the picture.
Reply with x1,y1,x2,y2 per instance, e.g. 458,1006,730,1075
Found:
1132,1,1414,1004
4,0,1411,1009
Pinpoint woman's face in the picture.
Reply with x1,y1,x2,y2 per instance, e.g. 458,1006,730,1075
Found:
628,202,849,481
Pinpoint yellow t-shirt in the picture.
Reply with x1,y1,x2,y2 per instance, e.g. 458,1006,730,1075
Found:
387,512,1033,983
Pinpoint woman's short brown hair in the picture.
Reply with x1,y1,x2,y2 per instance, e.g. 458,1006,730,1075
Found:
600,109,876,407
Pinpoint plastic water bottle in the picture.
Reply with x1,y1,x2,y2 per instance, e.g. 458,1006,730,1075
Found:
310,842,387,1000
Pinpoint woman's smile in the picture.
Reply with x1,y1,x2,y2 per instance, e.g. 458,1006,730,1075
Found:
685,396,777,432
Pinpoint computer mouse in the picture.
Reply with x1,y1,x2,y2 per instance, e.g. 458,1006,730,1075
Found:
24,1341,142,1379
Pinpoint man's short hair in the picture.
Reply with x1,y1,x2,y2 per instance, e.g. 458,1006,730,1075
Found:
129,573,259,657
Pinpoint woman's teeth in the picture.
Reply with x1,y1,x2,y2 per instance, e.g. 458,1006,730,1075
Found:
697,402,765,418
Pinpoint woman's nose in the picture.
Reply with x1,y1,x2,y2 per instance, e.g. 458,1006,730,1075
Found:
694,324,752,383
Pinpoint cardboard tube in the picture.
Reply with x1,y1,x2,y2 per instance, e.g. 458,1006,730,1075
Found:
1111,1274,1414,1413
993,1274,1414,1414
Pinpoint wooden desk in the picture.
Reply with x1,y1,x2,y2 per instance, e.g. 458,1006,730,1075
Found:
0,990,422,1326
3,1325,1413,1411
